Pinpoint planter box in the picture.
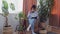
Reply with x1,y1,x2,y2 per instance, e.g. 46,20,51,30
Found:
39,30,47,34
3,26,13,34
46,25,52,32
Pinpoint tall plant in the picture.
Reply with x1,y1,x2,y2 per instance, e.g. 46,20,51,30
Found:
38,0,54,21
2,0,15,27
15,12,25,31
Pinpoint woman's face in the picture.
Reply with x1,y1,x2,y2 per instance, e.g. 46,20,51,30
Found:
31,8,36,11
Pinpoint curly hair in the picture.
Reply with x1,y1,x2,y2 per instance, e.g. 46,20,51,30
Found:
31,5,36,10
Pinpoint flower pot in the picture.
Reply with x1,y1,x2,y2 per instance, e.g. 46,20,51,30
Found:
39,30,47,34
34,20,39,33
20,31,23,34
26,31,32,34
16,31,24,34
3,26,13,34
46,25,52,32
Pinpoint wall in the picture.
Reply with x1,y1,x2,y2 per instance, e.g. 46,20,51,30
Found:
23,0,37,15
49,0,60,27
23,0,60,27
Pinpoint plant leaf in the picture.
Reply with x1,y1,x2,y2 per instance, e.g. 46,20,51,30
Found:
10,3,15,10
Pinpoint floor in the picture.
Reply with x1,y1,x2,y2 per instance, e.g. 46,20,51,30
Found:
0,14,60,34
14,26,58,34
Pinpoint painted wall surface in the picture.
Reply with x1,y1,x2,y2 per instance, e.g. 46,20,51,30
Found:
23,0,37,15
49,0,60,27
23,0,60,27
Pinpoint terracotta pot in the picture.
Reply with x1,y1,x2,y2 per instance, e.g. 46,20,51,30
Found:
41,23,46,28
26,31,32,34
3,26,13,34
34,20,39,33
39,30,47,34
16,31,24,34
46,25,52,32
20,31,23,34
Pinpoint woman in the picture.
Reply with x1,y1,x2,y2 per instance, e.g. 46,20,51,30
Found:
27,5,38,34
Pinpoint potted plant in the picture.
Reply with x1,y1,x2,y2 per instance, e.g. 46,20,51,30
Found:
38,0,54,33
1,0,15,34
2,0,15,27
2,0,9,27
15,12,26,34
18,24,24,34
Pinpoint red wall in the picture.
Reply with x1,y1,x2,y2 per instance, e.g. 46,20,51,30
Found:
23,0,37,15
23,0,60,27
49,0,60,27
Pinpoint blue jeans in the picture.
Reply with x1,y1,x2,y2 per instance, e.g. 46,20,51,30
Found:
28,19,36,34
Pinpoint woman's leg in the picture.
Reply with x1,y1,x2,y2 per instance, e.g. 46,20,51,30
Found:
27,19,36,34
31,22,35,34
30,19,36,34
27,24,31,31
27,19,32,31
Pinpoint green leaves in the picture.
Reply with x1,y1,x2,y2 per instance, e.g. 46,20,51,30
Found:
18,12,26,19
39,0,54,16
2,0,8,10
18,12,24,18
19,25,23,31
2,0,15,16
2,0,9,16
10,3,15,10
38,0,54,21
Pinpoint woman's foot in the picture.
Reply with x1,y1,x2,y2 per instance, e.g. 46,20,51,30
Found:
27,27,29,31
27,24,31,31
32,32,36,34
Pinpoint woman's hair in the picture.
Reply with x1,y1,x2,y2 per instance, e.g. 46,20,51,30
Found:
31,5,36,10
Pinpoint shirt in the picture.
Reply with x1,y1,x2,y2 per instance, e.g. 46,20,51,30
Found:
27,11,38,19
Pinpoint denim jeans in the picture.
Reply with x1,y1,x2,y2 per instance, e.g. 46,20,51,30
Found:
28,19,36,34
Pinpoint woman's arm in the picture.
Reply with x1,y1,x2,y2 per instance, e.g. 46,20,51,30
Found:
27,11,30,19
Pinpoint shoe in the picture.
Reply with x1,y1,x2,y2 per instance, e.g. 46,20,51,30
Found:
27,28,29,31
32,32,36,34
27,24,31,31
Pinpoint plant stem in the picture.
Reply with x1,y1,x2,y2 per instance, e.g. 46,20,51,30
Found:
5,16,8,27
